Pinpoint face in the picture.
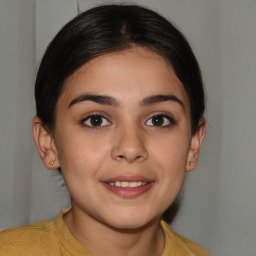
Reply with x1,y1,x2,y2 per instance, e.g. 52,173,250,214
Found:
34,47,205,230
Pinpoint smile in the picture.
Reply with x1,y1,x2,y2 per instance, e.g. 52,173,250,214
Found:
108,181,148,188
101,176,154,199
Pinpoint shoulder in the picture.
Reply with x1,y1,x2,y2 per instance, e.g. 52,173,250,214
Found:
0,219,58,255
0,218,55,241
172,231,211,256
161,220,211,256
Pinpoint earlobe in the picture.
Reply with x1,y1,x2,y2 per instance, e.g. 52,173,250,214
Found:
32,116,59,170
186,118,206,172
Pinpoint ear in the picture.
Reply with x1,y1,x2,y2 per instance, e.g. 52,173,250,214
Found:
32,116,60,170
186,118,206,172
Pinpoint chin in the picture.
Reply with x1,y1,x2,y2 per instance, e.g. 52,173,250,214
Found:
101,209,160,231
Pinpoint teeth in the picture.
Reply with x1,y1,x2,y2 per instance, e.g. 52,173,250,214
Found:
121,181,129,187
130,182,137,188
108,181,148,187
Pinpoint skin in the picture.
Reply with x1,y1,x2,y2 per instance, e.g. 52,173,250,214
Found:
33,47,205,256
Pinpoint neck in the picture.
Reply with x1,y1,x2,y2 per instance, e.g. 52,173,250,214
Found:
64,205,165,256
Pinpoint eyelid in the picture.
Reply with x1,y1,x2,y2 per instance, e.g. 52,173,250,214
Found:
144,113,176,127
80,112,112,128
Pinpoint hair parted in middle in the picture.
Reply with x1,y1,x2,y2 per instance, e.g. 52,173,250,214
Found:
35,4,205,134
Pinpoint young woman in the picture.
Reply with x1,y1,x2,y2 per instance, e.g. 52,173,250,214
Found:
0,4,209,255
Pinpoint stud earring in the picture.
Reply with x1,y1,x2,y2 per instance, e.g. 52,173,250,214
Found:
190,161,194,166
50,161,54,165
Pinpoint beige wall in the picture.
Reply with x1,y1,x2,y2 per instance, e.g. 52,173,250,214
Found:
0,0,35,227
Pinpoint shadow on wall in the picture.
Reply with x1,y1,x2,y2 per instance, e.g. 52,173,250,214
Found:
163,200,181,224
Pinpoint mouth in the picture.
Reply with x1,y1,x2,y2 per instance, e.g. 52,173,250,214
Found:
101,176,154,199
107,181,148,188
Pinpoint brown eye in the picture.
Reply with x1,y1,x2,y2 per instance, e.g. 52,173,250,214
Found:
152,115,164,126
82,115,110,128
145,114,175,127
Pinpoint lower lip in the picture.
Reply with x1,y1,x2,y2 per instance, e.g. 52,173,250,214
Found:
101,182,153,199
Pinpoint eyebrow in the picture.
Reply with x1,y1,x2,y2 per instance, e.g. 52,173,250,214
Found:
68,94,120,108
68,93,184,109
141,95,184,108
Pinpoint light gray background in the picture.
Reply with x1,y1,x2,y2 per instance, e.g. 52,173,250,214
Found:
0,0,256,255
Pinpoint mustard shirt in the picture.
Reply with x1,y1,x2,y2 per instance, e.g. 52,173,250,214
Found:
0,208,210,256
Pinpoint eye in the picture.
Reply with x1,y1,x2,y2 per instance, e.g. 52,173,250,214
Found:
81,114,110,128
145,114,175,127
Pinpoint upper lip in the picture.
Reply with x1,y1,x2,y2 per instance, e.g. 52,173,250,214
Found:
102,175,154,183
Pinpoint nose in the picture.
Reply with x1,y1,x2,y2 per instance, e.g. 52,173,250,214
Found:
111,125,148,163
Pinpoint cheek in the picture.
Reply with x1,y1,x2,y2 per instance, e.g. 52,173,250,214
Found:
55,129,110,175
153,139,188,205
150,132,190,182
153,133,190,163
56,135,109,201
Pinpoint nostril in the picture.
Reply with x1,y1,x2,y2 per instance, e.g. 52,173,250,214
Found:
115,153,147,163
135,155,143,161
116,155,125,160
111,139,148,163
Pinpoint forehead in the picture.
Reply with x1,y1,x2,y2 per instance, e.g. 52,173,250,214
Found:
59,47,189,110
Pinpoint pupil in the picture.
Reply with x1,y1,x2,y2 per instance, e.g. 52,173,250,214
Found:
152,115,164,126
91,116,102,126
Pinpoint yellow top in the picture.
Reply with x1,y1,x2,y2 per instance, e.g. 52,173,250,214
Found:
0,208,210,256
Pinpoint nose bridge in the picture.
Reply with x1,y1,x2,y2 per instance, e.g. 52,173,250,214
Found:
111,123,148,163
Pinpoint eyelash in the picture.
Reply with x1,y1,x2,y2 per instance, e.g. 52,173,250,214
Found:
145,114,176,128
80,114,111,129
80,113,176,129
